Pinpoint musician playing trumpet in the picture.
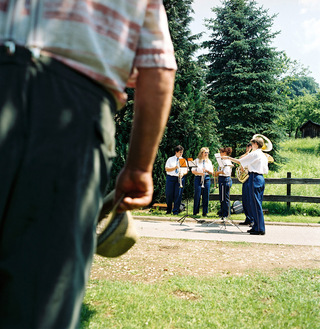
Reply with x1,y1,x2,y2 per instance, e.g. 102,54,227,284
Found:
191,147,214,217
165,145,188,215
222,136,269,235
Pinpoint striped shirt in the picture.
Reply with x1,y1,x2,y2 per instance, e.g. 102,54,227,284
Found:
0,0,177,108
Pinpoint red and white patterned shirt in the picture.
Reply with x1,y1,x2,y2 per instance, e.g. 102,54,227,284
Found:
0,0,177,107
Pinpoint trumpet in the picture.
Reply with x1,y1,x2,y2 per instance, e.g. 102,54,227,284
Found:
200,173,205,188
177,158,188,188
178,169,183,188
213,167,217,188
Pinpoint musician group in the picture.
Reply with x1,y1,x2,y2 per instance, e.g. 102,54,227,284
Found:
165,135,272,236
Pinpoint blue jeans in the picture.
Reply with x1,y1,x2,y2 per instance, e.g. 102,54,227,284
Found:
193,175,211,215
242,179,254,223
247,173,265,232
218,176,232,218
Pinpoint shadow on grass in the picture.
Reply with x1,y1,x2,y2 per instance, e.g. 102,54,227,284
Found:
79,303,97,328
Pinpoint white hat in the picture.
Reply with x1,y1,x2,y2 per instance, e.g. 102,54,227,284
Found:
96,190,139,258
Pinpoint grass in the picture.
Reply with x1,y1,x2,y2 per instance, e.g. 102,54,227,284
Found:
135,138,320,223
80,138,320,328
81,269,320,328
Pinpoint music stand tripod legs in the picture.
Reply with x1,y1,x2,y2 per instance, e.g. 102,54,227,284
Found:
206,191,243,232
178,196,203,225
177,160,198,225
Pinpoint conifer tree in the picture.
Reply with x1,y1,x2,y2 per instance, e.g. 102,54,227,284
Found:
159,0,219,200
203,0,285,156
111,0,219,202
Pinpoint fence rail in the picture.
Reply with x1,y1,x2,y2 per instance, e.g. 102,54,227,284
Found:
210,172,320,208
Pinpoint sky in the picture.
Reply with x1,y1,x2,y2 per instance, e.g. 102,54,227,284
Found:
190,0,320,85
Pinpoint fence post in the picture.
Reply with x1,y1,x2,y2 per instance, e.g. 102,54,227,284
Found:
287,172,291,210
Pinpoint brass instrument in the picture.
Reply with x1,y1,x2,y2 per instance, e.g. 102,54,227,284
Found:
201,173,205,188
252,134,273,152
178,158,188,188
236,134,273,183
213,167,217,188
236,166,249,183
265,153,274,163
178,170,183,188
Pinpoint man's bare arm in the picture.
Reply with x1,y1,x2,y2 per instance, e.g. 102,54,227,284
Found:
115,68,175,211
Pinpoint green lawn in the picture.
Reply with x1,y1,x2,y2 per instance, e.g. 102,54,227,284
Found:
81,138,320,328
81,269,320,328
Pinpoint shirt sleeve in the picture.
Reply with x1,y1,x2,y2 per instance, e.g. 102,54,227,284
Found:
239,152,256,169
165,157,171,168
133,0,177,70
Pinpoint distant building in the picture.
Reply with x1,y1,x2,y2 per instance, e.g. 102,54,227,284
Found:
299,120,320,138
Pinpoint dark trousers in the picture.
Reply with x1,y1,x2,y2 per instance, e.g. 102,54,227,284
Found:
0,46,116,329
247,173,265,232
165,175,184,214
218,176,232,218
193,175,211,215
242,179,253,223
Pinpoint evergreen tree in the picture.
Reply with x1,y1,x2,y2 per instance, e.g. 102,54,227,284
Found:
161,0,219,200
110,0,218,202
203,0,285,156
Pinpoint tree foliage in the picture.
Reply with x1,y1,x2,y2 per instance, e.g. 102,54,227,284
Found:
109,0,218,202
155,0,219,200
285,93,320,137
280,56,319,98
203,0,285,157
277,56,320,137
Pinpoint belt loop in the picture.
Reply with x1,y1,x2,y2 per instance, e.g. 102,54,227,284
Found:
29,47,41,59
4,40,16,55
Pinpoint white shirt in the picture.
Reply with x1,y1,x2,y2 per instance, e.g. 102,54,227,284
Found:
165,156,188,177
239,149,268,175
219,164,232,177
192,158,213,175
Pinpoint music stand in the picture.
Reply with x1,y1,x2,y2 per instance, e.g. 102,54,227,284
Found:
206,194,243,232
177,158,200,225
218,205,243,232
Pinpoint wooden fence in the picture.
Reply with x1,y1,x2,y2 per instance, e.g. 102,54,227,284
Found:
210,172,320,209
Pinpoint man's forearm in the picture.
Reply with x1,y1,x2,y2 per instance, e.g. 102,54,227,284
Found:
126,68,175,172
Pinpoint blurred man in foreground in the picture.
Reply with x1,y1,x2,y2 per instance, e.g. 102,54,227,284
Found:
0,1,176,328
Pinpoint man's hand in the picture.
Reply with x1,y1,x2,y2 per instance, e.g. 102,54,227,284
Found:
115,167,154,212
114,67,175,212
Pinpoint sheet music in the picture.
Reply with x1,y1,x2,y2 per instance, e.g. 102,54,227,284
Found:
214,153,232,167
178,158,187,167
187,160,197,167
